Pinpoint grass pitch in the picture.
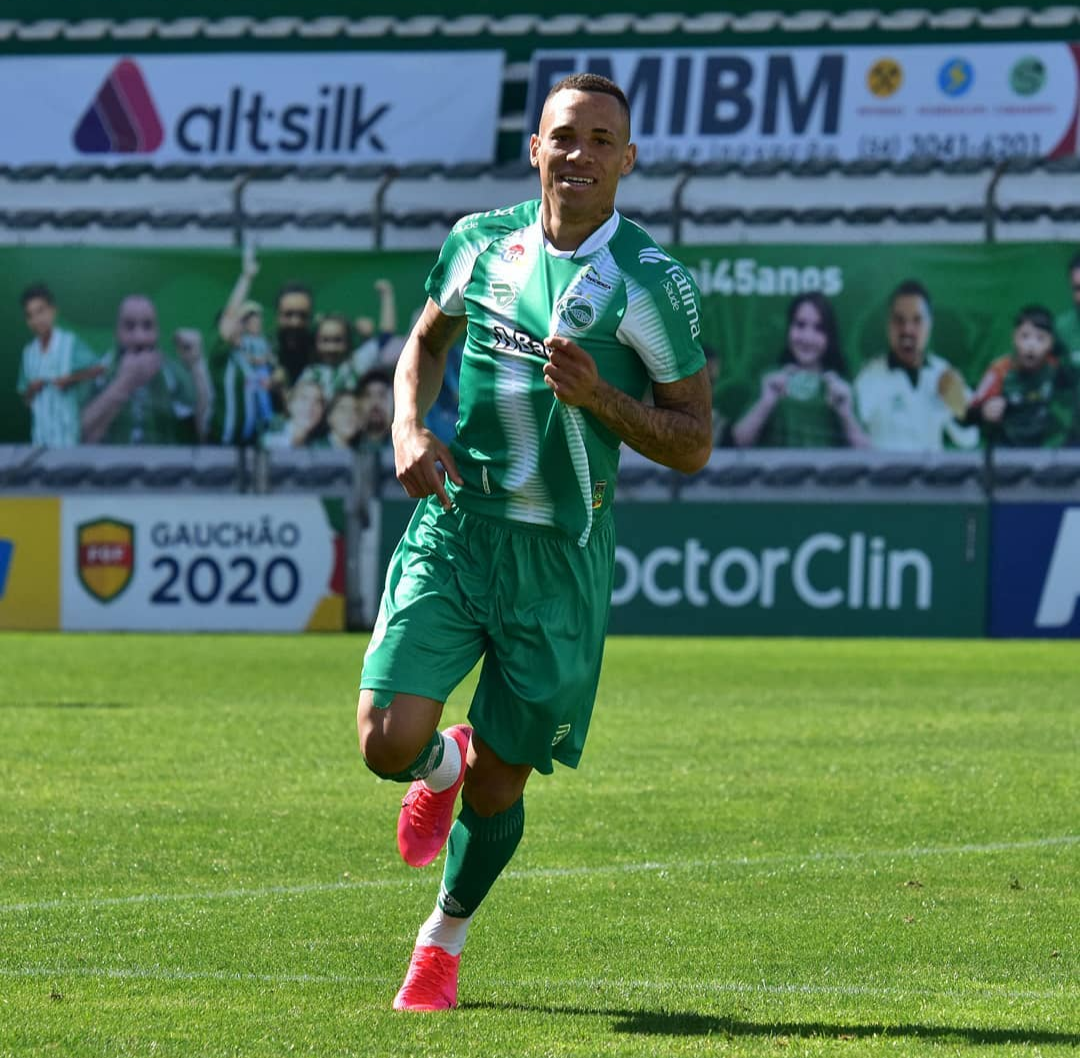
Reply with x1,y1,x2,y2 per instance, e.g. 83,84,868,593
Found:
0,633,1076,1057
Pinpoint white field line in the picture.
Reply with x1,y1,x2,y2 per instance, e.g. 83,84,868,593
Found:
0,965,1073,1004
1,834,1076,916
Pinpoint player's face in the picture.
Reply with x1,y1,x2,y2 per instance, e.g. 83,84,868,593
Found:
315,319,349,365
23,296,56,341
888,293,930,369
243,312,263,336
530,89,635,225
788,300,828,368
117,297,159,354
1014,320,1053,370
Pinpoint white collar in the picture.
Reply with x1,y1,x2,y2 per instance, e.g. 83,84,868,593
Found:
539,210,621,260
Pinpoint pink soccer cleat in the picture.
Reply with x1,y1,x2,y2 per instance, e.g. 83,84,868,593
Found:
396,724,472,868
392,944,460,1011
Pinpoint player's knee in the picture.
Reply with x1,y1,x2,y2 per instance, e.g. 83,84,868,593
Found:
356,692,419,775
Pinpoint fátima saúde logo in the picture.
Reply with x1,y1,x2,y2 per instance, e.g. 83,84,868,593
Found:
73,58,164,154
77,518,135,603
0,539,13,601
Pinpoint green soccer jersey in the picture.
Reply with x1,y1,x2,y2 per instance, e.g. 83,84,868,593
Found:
426,200,706,546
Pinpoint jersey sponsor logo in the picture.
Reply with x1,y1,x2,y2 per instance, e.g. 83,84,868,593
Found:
73,59,165,154
581,264,613,292
638,247,671,265
493,325,548,362
490,280,519,308
591,481,607,509
77,518,135,603
0,539,12,600
500,242,526,264
664,265,701,340
555,294,596,331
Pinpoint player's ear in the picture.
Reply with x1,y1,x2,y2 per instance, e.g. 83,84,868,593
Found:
621,142,637,176
529,134,540,168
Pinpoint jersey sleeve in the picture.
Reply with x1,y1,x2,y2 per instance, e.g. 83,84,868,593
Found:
424,217,486,317
616,264,706,384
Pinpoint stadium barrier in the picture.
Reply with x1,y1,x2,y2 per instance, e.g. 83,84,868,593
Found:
2,443,1078,636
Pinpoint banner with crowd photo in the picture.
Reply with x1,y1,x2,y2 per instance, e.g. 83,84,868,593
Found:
3,241,1079,451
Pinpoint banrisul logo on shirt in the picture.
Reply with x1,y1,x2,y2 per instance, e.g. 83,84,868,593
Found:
556,294,595,331
73,59,164,154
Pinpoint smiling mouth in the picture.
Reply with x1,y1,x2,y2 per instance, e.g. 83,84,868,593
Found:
558,174,595,187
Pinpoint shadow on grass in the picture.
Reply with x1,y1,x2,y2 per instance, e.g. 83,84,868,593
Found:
460,1002,1079,1047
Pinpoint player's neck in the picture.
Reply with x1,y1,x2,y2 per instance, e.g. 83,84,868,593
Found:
541,202,615,253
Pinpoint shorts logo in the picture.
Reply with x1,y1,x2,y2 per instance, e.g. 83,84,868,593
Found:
555,294,595,331
77,518,135,603
591,480,607,509
490,280,519,308
552,723,572,746
74,59,164,154
638,247,670,265
0,539,12,600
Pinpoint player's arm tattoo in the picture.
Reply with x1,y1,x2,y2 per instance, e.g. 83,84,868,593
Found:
590,367,712,474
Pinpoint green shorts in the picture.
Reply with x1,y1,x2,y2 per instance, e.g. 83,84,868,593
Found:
360,496,616,774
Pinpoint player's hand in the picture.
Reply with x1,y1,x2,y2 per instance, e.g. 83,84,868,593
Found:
982,396,1006,423
543,335,599,408
25,379,47,398
392,419,463,511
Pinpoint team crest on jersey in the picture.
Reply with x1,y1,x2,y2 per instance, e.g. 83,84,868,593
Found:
555,294,595,331
500,242,526,264
77,518,134,603
591,480,607,509
490,280,519,308
638,247,670,265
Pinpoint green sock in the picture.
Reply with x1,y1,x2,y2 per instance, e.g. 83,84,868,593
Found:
366,730,443,783
438,798,524,918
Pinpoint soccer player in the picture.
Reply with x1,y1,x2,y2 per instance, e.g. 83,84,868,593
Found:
355,72,712,1011
16,282,103,447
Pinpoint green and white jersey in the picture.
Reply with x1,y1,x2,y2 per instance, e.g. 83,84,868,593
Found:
427,199,705,545
17,326,100,447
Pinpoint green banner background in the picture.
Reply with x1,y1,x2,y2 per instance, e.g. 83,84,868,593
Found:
4,241,1078,446
377,498,988,637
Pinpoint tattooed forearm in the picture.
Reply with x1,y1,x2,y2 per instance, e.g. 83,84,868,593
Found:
587,368,712,474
